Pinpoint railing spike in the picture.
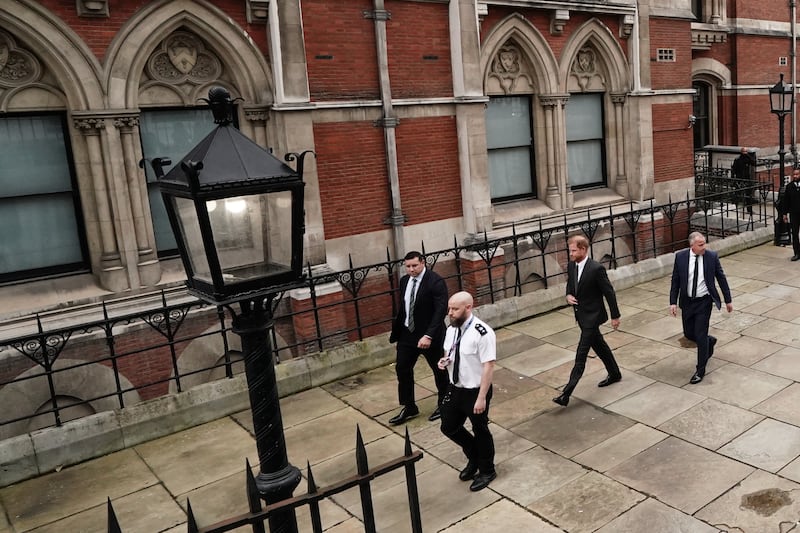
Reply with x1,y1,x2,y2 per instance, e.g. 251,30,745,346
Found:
107,497,122,533
245,458,263,513
307,460,318,493
356,424,369,475
404,427,412,457
186,499,199,533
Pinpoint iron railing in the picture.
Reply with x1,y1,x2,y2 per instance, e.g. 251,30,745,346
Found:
106,427,424,533
0,185,774,439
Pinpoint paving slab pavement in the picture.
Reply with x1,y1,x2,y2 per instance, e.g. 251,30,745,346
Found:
4,243,800,531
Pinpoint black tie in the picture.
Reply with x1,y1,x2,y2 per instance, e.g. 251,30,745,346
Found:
691,254,699,298
452,327,462,385
408,278,418,332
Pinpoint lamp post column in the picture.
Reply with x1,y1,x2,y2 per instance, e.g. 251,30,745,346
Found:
233,296,301,533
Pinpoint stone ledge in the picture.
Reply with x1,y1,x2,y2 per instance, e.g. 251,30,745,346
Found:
0,228,773,488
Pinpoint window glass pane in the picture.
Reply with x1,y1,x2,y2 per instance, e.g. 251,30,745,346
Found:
567,140,604,188
0,114,85,280
486,96,535,200
0,194,83,274
566,93,605,188
140,109,215,253
0,116,73,197
566,94,603,140
486,97,531,149
488,148,533,198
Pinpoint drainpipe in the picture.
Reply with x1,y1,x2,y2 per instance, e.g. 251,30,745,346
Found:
366,0,406,261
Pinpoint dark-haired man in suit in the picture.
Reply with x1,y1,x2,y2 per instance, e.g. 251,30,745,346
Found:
553,235,622,407
670,232,733,384
388,251,450,425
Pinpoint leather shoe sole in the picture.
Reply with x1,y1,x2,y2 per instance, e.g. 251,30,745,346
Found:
598,375,622,387
552,395,569,407
469,471,497,492
389,407,419,425
459,461,478,481
792,256,800,261
428,407,441,422
689,373,703,384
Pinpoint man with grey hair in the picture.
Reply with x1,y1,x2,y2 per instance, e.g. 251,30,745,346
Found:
669,232,733,384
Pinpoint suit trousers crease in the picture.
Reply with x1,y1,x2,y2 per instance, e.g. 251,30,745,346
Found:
791,213,800,256
440,386,495,473
562,325,620,397
682,297,713,374
395,339,448,407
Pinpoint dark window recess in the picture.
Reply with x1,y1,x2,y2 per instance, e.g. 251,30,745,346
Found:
315,54,334,60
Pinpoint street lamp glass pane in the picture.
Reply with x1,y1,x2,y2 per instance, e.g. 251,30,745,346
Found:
173,197,212,282
209,191,292,284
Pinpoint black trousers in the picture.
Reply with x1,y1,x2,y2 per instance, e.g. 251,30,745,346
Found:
562,325,620,397
682,295,714,375
791,213,800,257
396,340,448,408
440,385,495,474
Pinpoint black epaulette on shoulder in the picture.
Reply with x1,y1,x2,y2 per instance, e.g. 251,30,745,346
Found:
474,323,488,336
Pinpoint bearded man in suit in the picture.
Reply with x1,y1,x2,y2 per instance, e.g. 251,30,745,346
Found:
553,235,622,407
388,251,450,425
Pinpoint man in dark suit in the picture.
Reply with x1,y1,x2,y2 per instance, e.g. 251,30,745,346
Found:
669,232,733,384
779,168,800,261
388,251,450,425
553,235,622,407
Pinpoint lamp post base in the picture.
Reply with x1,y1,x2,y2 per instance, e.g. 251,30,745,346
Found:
255,464,302,500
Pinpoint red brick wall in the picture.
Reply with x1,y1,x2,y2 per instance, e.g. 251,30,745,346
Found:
37,0,269,61
396,116,462,225
735,0,791,21
733,35,793,85
649,18,692,90
652,103,695,182
385,0,453,98
303,0,380,101
313,122,390,239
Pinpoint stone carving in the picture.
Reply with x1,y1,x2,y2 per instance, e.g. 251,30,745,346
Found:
0,31,41,87
146,32,222,84
112,116,139,130
488,44,533,94
73,117,106,134
570,46,605,91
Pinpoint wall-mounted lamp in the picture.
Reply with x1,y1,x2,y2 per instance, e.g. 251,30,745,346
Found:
687,114,697,129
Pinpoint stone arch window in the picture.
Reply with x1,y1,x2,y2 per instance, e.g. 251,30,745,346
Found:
484,40,538,202
138,30,235,255
567,45,609,190
0,30,90,283
692,79,718,151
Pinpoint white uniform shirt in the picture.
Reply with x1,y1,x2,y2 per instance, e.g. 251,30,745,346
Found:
442,315,496,389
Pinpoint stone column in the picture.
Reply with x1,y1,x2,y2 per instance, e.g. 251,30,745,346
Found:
540,94,570,210
244,106,270,148
73,117,127,292
611,93,628,198
113,114,161,287
269,0,310,104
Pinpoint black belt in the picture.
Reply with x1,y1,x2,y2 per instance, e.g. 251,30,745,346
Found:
686,294,711,301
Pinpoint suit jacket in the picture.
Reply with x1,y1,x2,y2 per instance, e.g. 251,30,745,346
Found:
389,269,448,348
779,180,800,216
669,248,732,310
566,258,620,329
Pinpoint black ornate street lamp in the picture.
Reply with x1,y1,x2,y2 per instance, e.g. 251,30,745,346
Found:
770,73,794,189
154,86,312,532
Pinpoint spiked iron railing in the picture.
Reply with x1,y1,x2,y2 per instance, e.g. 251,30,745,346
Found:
106,427,423,532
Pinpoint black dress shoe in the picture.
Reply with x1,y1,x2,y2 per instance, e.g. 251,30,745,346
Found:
598,375,622,387
469,470,497,492
552,394,569,407
428,406,441,422
792,255,800,261
459,461,478,481
689,373,703,384
389,406,419,425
